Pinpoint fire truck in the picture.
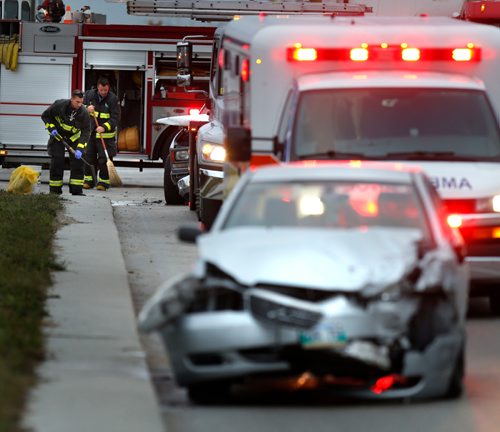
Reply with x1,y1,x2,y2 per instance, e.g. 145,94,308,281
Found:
459,0,500,26
0,4,215,170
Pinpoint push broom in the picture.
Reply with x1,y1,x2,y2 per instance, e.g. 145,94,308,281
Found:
93,115,123,187
59,138,97,186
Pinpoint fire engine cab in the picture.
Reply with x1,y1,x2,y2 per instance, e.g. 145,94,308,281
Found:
0,6,215,169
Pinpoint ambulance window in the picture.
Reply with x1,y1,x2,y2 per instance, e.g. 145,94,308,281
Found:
234,56,240,76
224,50,231,71
293,88,500,162
277,90,296,158
210,38,224,97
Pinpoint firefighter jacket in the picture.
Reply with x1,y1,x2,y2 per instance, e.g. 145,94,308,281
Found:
83,89,120,140
41,99,91,152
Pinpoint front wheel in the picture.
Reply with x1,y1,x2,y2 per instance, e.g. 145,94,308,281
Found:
163,156,183,205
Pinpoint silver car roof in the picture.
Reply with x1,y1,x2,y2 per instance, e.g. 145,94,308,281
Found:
248,162,420,184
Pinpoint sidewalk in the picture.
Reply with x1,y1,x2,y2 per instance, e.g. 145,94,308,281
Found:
0,168,164,432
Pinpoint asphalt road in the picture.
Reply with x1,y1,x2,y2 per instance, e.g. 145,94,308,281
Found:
104,169,500,432
2,167,500,432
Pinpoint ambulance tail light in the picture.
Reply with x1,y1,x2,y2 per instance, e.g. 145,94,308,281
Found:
241,58,250,82
492,195,500,213
447,214,463,229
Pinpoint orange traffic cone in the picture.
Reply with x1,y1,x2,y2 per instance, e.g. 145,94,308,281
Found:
63,5,73,24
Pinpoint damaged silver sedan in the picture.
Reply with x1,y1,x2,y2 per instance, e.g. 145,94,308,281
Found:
139,162,469,403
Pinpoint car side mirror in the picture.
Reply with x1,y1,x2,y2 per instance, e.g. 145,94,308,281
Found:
226,127,251,162
177,224,203,243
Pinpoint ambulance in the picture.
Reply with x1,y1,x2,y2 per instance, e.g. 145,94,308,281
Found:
220,15,500,313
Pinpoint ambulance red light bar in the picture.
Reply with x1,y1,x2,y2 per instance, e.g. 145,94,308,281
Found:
287,45,481,62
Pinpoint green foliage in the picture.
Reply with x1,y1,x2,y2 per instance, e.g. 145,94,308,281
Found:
0,191,62,432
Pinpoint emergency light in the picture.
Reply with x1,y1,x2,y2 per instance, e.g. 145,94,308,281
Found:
447,214,463,229
287,45,480,62
241,58,250,82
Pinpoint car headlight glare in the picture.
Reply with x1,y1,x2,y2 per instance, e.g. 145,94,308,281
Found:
201,143,226,162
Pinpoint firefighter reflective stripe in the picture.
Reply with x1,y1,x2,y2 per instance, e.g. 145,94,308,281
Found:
84,175,93,182
55,116,79,133
104,122,112,131
77,143,87,149
50,179,64,187
69,178,84,186
69,131,82,142
99,177,110,185
93,111,111,119
97,131,116,138
45,122,55,129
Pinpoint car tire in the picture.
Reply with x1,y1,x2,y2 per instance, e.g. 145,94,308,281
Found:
489,294,500,316
187,381,232,405
189,158,199,212
163,156,184,205
444,345,465,399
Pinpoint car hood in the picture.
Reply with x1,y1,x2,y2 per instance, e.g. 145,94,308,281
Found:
198,227,422,292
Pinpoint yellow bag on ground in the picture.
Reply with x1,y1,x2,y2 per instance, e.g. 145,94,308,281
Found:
6,166,40,195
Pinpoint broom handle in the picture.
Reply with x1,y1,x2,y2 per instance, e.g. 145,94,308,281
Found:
93,115,112,160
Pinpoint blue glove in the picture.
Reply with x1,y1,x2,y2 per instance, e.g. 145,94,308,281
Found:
74,150,82,160
50,129,61,141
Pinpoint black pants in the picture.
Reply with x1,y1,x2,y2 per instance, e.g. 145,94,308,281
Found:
48,138,84,194
84,136,117,188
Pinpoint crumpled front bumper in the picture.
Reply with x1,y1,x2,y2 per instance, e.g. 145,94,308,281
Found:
159,290,463,399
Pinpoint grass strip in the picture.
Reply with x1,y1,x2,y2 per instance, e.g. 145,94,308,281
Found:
0,191,62,432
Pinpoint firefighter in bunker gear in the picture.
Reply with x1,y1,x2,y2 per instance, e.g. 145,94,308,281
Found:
83,76,120,190
41,90,91,195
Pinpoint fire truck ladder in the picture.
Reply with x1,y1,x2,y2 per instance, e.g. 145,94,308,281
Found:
126,1,373,21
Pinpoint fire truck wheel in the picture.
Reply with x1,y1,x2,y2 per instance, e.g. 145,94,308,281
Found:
163,157,184,205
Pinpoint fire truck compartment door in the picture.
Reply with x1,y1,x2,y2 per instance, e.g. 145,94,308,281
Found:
84,49,147,70
0,57,72,147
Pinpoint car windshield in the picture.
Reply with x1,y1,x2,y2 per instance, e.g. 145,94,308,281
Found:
223,180,431,238
292,88,500,162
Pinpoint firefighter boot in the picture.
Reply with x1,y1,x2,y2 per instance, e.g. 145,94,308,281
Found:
50,188,62,195
83,175,94,189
